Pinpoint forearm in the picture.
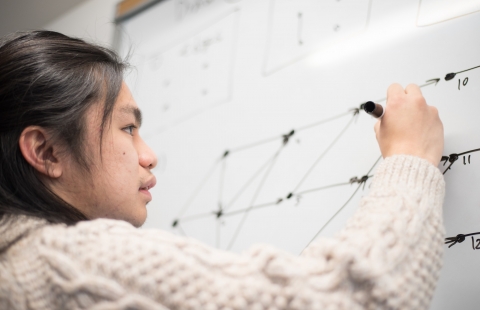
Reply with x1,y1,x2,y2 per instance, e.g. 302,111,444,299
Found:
303,155,445,308
28,157,444,310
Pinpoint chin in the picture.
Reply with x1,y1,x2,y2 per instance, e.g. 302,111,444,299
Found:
129,207,147,228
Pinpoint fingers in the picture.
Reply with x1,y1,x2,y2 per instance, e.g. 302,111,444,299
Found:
374,120,381,134
387,83,404,94
386,83,404,106
387,83,426,108
405,83,422,95
387,83,423,96
374,120,381,143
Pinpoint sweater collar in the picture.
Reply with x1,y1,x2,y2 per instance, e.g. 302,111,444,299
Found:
0,214,49,252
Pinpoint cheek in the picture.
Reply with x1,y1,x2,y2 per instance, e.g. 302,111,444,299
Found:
101,135,140,192
109,150,135,177
120,149,137,166
97,149,139,204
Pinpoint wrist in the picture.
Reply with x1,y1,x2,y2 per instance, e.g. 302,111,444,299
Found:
383,149,440,167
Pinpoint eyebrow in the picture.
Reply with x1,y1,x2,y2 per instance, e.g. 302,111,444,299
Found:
119,106,143,127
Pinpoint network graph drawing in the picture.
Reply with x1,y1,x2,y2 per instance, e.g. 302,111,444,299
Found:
171,65,480,252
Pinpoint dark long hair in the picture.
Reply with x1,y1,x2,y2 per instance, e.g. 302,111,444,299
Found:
0,31,127,225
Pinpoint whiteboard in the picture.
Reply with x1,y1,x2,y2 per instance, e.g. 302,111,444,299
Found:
116,0,480,308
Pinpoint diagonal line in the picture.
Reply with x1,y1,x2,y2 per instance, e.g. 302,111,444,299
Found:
177,160,221,218
179,211,214,223
301,183,363,254
441,148,480,174
300,155,382,254
219,159,227,209
292,116,356,193
223,200,280,217
458,148,480,156
295,182,352,196
443,161,455,175
464,232,480,237
228,111,352,153
366,155,382,176
176,223,187,237
294,156,381,197
227,146,284,250
224,147,283,212
456,65,480,75
448,241,457,248
294,110,352,132
229,135,284,153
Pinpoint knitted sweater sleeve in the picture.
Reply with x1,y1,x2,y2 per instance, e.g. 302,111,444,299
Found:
18,155,445,310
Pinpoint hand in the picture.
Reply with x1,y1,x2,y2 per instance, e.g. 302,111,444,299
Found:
374,83,444,166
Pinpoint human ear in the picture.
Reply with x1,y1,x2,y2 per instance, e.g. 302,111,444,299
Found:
18,126,63,178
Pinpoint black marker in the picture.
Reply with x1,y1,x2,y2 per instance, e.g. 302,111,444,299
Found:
363,101,385,118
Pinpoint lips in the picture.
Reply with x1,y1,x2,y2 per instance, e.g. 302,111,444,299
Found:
139,176,157,191
139,176,156,201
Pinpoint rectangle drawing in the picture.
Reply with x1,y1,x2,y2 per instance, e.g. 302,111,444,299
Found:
263,0,371,75
135,10,239,134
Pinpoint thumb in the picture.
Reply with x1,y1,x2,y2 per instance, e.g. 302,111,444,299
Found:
374,120,381,138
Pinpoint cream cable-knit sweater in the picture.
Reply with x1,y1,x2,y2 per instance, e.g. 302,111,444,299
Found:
0,155,445,310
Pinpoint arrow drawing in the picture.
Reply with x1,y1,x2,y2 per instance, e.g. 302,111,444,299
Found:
441,148,480,174
446,232,480,248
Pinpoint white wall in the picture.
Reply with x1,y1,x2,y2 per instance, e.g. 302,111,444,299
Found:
44,0,119,47
0,0,88,38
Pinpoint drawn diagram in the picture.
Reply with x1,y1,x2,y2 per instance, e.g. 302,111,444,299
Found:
263,0,372,75
442,148,480,174
443,65,480,91
446,232,480,249
175,0,217,20
417,0,480,27
437,65,480,174
138,10,239,135
170,77,452,252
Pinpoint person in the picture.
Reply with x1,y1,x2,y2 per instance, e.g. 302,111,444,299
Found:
0,31,445,310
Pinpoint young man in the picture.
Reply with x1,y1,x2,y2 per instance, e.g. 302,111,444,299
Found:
0,31,444,309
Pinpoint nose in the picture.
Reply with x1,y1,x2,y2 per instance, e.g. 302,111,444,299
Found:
138,138,157,169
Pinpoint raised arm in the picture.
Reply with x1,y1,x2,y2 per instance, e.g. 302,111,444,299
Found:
16,84,445,309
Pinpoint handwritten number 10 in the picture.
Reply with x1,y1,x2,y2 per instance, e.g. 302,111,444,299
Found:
458,77,469,90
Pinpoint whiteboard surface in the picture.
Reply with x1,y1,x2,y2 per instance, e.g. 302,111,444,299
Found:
117,0,480,308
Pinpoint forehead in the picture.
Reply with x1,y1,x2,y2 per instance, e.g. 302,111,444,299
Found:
115,83,142,125
116,82,138,109
85,83,142,127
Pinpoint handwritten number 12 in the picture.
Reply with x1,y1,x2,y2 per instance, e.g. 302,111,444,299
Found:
471,237,480,250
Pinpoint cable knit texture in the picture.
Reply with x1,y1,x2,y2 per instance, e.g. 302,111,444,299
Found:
0,155,445,309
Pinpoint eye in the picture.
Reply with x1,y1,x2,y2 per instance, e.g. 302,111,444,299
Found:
122,125,136,136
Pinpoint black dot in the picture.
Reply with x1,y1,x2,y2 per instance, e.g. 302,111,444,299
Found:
445,73,456,81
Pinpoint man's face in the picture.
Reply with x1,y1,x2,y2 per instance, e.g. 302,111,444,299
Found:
60,82,157,227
